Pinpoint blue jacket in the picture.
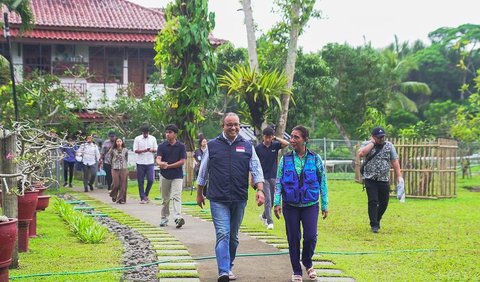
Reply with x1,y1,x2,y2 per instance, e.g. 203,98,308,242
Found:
280,150,321,205
206,134,252,202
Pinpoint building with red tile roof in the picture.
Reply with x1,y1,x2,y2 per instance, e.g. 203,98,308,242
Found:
0,0,224,111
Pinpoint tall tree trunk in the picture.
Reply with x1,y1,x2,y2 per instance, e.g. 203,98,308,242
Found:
331,115,356,158
276,2,300,137
0,131,19,268
241,0,259,72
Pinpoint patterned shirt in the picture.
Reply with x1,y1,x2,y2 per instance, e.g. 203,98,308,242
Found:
274,150,329,211
110,148,129,170
360,141,398,182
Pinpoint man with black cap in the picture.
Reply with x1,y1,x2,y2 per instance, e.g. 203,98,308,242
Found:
358,127,403,233
255,126,289,230
156,124,187,228
133,125,158,204
100,131,116,191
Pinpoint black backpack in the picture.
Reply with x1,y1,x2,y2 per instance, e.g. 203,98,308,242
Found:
360,143,385,176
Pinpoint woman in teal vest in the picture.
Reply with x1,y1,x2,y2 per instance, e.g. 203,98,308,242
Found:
274,125,329,282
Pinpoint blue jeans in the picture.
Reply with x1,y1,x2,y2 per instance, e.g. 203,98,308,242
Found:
210,200,247,276
137,164,154,200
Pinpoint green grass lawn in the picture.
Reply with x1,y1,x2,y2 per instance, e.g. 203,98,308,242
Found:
9,167,477,281
8,197,123,281
175,170,480,281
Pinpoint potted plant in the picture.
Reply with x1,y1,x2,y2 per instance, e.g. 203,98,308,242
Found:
0,216,17,281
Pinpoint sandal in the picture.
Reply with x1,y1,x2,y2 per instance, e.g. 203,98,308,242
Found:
307,267,317,279
291,274,303,282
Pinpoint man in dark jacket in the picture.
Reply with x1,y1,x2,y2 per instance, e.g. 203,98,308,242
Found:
196,112,265,282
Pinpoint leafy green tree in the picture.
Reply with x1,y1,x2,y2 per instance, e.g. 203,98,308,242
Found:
429,24,480,100
219,64,291,134
423,100,459,137
272,0,321,137
386,109,420,136
154,0,217,151
0,72,85,132
97,92,167,139
318,43,391,155
287,51,331,135
451,92,480,142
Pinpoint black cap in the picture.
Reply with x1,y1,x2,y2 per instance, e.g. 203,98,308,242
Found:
108,131,116,137
371,127,386,137
165,124,179,134
262,126,275,136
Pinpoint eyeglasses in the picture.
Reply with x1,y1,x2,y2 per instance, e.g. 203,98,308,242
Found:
224,123,240,128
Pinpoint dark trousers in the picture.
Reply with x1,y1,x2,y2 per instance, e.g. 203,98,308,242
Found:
365,179,390,228
103,163,113,190
63,161,75,184
83,164,97,191
283,203,319,276
137,164,154,200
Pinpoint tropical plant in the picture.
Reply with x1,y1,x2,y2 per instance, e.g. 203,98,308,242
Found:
154,0,217,151
0,0,35,32
219,64,291,134
53,198,107,244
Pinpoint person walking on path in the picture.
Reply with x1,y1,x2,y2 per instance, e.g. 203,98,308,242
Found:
109,137,129,204
196,112,265,282
77,135,101,192
274,125,329,282
101,131,116,191
61,136,78,188
255,126,289,230
358,127,403,233
133,126,158,204
156,124,187,228
193,136,207,181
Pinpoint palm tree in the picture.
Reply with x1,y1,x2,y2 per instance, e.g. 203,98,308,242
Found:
219,64,292,134
382,48,431,113
1,0,34,32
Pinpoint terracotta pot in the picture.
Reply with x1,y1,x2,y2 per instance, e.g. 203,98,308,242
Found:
17,190,39,252
32,183,47,195
0,218,18,282
36,195,51,211
30,195,51,238
17,190,39,221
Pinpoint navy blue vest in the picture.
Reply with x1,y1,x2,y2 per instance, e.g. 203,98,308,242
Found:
206,134,252,202
280,150,321,205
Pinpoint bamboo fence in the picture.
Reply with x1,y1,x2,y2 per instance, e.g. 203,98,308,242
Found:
355,138,457,199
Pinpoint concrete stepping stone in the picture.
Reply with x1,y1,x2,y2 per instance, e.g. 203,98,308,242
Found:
317,268,344,275
155,256,194,262
158,262,197,270
317,277,355,282
159,269,198,275
153,245,187,250
313,260,335,266
156,249,190,256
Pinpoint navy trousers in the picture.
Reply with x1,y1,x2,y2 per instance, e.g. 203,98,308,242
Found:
283,203,319,276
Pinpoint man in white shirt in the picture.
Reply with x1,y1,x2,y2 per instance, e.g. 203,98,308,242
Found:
77,135,101,192
133,126,158,203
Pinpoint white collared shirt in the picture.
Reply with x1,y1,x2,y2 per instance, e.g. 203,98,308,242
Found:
79,142,100,165
133,134,158,165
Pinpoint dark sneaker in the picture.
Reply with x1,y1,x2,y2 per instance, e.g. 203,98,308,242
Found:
371,226,379,233
68,183,73,188
63,182,68,187
159,219,168,227
217,274,229,282
89,184,94,191
175,218,185,229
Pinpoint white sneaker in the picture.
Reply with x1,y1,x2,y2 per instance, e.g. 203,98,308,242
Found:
259,214,267,226
267,223,274,230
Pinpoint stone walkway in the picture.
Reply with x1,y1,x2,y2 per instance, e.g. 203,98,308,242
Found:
75,186,354,282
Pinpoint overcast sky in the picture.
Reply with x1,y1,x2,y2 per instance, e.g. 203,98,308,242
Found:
130,0,480,52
